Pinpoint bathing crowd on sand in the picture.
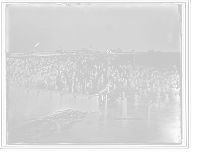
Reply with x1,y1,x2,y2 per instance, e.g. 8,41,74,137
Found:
6,55,181,105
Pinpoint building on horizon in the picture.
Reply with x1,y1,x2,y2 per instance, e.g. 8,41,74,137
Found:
148,49,154,53
82,48,91,54
35,51,60,56
148,49,161,53
56,49,66,54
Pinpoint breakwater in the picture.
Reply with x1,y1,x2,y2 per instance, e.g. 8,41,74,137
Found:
7,86,99,121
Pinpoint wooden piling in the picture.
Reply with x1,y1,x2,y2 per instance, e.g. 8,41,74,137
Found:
72,94,76,110
148,105,151,126
84,96,92,113
75,94,82,111
80,94,86,111
95,95,99,112
101,94,104,101
84,78,87,90
56,122,61,134
86,96,92,113
121,99,124,118
107,57,110,93
8,87,100,115
67,93,73,109
59,93,63,110
122,98,128,118
124,98,127,113
90,95,96,112
72,84,74,93
122,92,125,99
105,95,108,115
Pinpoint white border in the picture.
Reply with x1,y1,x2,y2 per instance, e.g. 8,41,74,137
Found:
185,0,190,149
0,0,189,149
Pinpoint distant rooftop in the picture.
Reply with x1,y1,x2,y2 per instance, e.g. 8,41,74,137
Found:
33,51,58,55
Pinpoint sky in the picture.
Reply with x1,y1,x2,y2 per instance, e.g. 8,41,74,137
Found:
6,3,181,52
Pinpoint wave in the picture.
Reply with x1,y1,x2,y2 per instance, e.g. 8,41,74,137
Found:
7,109,87,144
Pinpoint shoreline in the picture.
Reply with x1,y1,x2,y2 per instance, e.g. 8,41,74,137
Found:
6,52,181,58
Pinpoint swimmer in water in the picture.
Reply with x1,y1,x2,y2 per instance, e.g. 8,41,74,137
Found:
165,93,169,102
156,92,162,98
101,94,104,101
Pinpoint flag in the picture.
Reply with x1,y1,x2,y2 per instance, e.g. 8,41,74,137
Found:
35,42,40,48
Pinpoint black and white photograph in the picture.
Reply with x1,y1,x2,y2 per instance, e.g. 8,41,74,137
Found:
0,1,190,149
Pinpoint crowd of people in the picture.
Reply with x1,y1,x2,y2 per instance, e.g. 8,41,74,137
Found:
7,54,110,94
6,52,181,106
106,64,180,107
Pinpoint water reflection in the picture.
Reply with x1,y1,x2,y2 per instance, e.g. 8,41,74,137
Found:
121,118,128,129
103,114,108,131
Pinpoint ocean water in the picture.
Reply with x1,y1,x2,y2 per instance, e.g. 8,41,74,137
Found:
7,53,182,144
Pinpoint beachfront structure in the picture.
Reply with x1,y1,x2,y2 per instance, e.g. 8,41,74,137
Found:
66,49,91,54
66,50,82,54
66,50,78,54
6,52,24,57
106,48,123,54
148,49,161,53
82,49,91,54
56,49,66,54
148,49,154,53
35,51,60,56
6,52,31,57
